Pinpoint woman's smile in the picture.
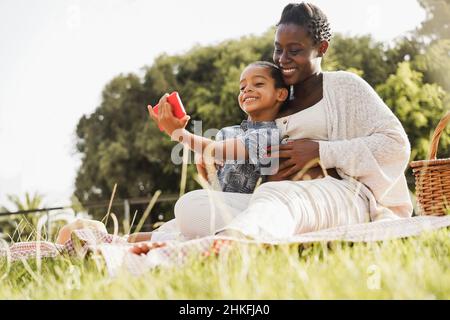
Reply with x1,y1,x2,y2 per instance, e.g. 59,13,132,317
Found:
273,23,324,85
281,67,297,75
280,67,299,80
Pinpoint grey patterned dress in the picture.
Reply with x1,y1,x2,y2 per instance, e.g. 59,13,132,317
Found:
215,120,281,194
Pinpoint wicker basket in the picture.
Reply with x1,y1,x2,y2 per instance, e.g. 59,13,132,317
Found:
410,112,450,216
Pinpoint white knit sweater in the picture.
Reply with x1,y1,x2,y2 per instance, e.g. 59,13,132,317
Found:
318,71,413,221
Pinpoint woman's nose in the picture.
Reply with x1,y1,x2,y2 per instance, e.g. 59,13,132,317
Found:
278,51,290,65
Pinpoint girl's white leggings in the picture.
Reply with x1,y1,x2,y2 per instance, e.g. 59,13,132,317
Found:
157,176,370,241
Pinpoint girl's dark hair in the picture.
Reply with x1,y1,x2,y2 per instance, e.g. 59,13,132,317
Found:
277,2,332,44
248,61,288,90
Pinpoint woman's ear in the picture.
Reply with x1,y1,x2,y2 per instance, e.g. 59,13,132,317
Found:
277,87,289,102
317,40,329,57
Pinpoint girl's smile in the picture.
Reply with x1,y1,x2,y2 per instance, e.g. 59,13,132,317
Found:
242,96,259,105
238,65,288,121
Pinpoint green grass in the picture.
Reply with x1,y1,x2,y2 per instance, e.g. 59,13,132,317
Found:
1,228,449,299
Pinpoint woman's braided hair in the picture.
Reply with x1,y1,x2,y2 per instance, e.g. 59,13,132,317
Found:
276,2,332,44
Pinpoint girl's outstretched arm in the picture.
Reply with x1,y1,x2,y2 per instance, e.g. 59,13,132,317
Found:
148,94,247,162
175,129,247,162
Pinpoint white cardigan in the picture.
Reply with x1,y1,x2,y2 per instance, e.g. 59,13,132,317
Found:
318,71,413,221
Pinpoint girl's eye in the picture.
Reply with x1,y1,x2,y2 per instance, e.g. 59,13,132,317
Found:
255,83,264,86
289,49,302,55
240,87,245,91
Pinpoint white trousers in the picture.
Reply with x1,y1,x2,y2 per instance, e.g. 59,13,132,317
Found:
157,176,370,241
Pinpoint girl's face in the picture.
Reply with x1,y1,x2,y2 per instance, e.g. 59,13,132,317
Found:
238,65,287,116
273,23,325,86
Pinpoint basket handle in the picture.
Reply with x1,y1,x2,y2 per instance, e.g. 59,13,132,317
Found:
428,111,450,160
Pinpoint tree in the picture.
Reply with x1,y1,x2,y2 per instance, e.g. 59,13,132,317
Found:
0,192,45,241
413,0,450,93
376,62,449,164
3,192,44,212
324,34,394,87
412,39,450,92
417,0,450,41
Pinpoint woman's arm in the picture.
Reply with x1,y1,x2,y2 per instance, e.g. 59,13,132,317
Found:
195,153,208,181
266,139,341,181
318,72,411,183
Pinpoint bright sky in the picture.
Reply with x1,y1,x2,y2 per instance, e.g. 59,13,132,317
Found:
0,0,426,208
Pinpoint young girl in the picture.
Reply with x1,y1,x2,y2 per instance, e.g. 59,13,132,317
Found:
149,61,289,194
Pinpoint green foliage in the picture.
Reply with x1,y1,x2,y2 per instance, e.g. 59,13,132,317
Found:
413,39,450,92
417,0,450,41
0,192,45,242
415,0,450,93
324,34,395,86
376,62,449,161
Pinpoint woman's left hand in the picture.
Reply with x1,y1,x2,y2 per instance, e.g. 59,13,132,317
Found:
267,139,321,180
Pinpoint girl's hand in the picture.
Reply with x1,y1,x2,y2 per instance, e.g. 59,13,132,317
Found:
148,93,190,139
267,139,321,180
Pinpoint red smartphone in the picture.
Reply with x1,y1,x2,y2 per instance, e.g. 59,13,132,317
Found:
152,92,187,131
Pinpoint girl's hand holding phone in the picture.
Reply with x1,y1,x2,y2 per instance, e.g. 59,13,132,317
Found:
148,93,190,140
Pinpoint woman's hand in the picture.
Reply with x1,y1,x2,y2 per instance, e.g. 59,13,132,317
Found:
194,153,208,181
148,93,190,139
267,139,322,180
195,153,224,182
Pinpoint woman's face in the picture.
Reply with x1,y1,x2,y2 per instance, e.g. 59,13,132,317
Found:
273,23,323,86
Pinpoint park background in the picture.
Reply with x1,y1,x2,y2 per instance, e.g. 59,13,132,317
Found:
1,0,450,300
0,0,449,234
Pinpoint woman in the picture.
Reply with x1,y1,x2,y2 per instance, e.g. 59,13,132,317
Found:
139,2,413,242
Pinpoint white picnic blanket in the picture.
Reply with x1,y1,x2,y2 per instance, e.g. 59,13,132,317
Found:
1,215,449,277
